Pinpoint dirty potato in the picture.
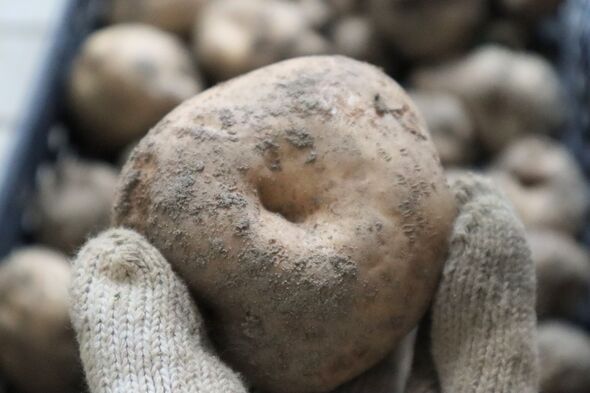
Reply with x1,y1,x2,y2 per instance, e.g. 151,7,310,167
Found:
114,56,456,392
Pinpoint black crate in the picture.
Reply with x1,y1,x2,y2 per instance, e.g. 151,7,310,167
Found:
0,0,103,257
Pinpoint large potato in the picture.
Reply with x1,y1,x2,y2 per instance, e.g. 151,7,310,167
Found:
69,24,202,153
0,247,80,393
114,56,456,392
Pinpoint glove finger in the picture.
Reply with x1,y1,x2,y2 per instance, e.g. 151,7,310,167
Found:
70,228,248,393
431,173,538,393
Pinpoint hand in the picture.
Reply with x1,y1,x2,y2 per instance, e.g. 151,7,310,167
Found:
69,173,538,393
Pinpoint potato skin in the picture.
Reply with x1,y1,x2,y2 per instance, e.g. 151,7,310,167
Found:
0,247,80,393
68,24,202,153
114,56,456,393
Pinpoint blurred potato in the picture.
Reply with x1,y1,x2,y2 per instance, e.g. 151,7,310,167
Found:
538,322,590,393
410,90,476,166
330,15,382,62
109,0,208,36
369,0,486,61
295,0,334,29
490,136,589,235
0,247,80,393
528,229,590,320
29,158,118,255
413,45,565,153
69,24,202,153
194,0,331,81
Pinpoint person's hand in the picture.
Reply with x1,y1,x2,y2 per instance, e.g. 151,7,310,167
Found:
69,173,538,393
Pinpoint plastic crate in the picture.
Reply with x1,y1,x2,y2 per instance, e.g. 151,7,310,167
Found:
560,0,590,246
558,0,590,327
0,0,103,257
560,0,590,182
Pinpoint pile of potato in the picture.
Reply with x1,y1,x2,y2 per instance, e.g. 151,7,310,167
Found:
0,0,588,392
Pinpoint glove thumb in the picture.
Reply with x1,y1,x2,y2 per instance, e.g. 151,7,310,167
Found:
69,228,248,393
430,173,538,393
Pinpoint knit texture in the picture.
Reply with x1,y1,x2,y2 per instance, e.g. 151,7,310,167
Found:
429,174,538,393
69,228,247,393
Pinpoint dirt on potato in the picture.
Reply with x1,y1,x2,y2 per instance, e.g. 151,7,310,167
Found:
114,56,456,393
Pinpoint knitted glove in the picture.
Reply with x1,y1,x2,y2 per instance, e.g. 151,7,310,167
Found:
70,173,538,393
406,173,538,393
70,229,247,393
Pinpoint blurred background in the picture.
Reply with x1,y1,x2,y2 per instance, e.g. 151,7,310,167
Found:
0,0,590,392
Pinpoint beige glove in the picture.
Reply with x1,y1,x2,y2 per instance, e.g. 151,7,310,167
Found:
70,174,538,393
406,173,538,393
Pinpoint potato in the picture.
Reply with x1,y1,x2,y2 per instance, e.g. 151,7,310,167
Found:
527,230,590,319
538,322,590,393
410,90,476,166
369,0,486,61
29,158,118,255
296,0,334,29
0,247,80,393
490,136,589,235
113,56,456,393
194,0,331,81
413,45,565,152
109,0,207,36
330,16,381,62
69,24,202,153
